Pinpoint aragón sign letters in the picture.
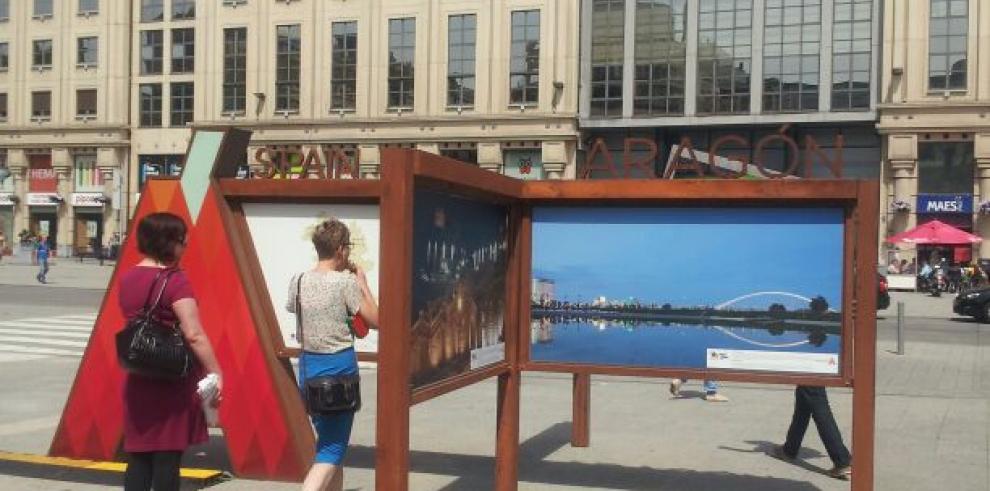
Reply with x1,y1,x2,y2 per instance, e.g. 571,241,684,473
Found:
580,125,845,180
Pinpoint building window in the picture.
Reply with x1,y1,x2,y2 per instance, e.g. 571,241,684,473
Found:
388,18,415,111
33,39,53,69
0,1,8,21
590,0,624,118
140,0,163,23
77,36,98,67
171,28,194,73
76,89,97,117
31,91,51,120
447,14,476,109
78,0,98,15
918,142,973,194
140,30,163,74
634,0,687,116
0,43,8,71
170,82,193,127
509,10,540,106
34,0,53,17
172,0,194,20
832,0,872,110
139,83,162,127
275,24,300,113
697,0,751,114
0,93,7,121
223,28,247,114
139,155,183,188
330,21,357,111
928,0,967,91
763,0,820,113
74,154,102,191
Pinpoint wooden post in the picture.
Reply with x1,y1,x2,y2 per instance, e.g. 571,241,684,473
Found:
495,204,524,491
571,373,590,447
495,372,521,491
851,181,879,491
376,151,414,491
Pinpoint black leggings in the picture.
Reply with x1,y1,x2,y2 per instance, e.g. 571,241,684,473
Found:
124,451,183,491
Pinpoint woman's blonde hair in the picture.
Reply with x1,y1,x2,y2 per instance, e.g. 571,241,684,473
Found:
312,218,350,260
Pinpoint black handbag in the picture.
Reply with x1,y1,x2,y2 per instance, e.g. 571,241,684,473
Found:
115,269,193,379
296,273,361,414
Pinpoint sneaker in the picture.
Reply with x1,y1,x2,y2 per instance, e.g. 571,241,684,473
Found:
828,465,851,480
669,379,682,397
770,445,796,461
704,393,729,402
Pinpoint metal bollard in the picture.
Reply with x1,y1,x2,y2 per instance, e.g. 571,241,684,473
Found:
896,301,905,355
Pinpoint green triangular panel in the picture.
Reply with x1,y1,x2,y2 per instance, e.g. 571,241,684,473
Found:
180,131,224,224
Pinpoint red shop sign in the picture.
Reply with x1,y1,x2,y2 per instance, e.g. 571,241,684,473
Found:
29,155,57,192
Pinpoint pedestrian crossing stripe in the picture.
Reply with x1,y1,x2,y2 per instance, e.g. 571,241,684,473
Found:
0,335,87,348
0,313,97,362
0,327,91,338
0,321,94,332
0,317,96,326
0,344,81,356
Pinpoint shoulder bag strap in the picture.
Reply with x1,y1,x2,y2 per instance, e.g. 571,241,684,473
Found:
295,273,307,383
140,269,167,311
144,269,177,321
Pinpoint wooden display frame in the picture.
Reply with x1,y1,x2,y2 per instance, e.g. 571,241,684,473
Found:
197,132,878,490
519,181,860,387
371,152,878,491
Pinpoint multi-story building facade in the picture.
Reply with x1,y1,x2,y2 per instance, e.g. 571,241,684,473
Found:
0,0,130,258
578,0,883,183
879,0,990,262
131,0,580,207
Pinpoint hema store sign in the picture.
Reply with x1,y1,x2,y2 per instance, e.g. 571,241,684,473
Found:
916,194,972,214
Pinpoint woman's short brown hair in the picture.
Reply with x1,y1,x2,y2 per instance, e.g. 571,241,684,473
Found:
137,212,187,264
312,218,350,260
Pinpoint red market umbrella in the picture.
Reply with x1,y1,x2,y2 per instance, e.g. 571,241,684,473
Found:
885,219,982,246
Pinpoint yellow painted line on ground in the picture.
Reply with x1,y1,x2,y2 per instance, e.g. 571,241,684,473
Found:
0,451,223,480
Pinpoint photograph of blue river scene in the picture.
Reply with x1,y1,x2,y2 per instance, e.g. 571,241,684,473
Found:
531,207,845,375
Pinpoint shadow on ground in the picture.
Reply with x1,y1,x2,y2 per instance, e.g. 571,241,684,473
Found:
0,425,823,490
350,423,822,491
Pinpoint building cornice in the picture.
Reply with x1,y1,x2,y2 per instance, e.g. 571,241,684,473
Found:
193,113,580,129
580,111,878,128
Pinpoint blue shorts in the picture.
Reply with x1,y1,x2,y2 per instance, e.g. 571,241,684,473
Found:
299,348,359,465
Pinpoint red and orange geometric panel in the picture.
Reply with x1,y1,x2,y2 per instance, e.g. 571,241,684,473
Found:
49,130,311,480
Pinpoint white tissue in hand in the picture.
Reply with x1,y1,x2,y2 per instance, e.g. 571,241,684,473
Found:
197,373,220,427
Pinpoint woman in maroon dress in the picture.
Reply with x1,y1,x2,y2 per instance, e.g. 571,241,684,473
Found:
119,212,223,491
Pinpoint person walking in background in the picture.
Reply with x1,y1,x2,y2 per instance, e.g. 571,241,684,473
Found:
772,385,852,480
669,379,729,402
36,235,50,283
0,231,6,264
120,213,224,491
288,218,379,491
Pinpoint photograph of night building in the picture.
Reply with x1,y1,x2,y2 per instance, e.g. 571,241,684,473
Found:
531,207,844,374
410,190,509,388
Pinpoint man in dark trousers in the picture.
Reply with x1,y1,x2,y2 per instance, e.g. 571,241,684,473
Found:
773,385,852,480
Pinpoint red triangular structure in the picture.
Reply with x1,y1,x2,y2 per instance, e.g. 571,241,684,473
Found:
50,130,312,481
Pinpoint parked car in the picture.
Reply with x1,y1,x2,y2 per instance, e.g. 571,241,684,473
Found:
877,273,891,310
953,286,990,321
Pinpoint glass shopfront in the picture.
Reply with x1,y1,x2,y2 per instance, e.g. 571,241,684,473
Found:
0,205,12,255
